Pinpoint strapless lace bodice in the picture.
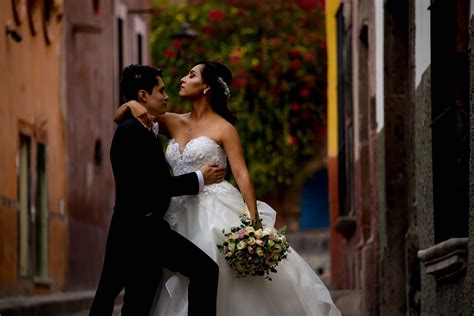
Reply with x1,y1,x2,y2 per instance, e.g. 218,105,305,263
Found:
164,136,235,226
166,136,227,175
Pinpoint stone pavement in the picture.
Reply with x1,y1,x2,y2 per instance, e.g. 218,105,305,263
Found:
0,291,93,316
1,230,359,315
0,291,121,316
0,289,358,316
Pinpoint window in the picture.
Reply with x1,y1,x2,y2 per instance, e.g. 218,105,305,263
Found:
93,0,100,15
18,127,49,280
137,33,143,65
336,6,347,216
430,0,469,242
117,17,124,76
35,143,48,278
94,139,103,166
117,16,124,104
344,29,355,216
18,135,32,277
336,4,354,216
134,17,146,65
358,22,371,239
115,2,127,107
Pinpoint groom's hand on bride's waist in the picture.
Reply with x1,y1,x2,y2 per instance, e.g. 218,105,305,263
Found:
200,164,226,185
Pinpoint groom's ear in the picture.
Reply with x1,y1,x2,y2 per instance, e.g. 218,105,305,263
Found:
137,90,148,102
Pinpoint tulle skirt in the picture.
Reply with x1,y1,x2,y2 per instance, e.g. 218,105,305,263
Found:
152,181,340,316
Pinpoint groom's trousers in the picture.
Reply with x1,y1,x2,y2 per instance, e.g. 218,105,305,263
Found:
89,212,219,316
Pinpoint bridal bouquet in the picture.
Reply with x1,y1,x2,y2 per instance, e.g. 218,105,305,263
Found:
217,212,290,281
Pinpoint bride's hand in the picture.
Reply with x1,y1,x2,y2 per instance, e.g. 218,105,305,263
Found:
130,101,154,129
114,100,154,130
244,205,257,221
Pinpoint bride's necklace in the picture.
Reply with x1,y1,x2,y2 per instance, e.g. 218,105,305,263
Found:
187,124,201,132
187,117,204,132
187,112,210,132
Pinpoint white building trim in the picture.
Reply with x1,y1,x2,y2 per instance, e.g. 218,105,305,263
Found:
415,0,431,87
375,0,384,132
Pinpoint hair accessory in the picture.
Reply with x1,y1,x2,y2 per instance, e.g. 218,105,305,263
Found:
217,76,231,99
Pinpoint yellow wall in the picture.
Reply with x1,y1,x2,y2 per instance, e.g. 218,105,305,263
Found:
326,0,339,157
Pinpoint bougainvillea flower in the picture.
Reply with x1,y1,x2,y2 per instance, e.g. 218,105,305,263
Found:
304,53,315,62
302,110,311,120
287,135,298,146
271,37,282,47
203,26,214,37
290,59,301,71
289,47,301,58
164,49,175,58
208,8,225,21
299,88,310,98
231,78,248,88
291,102,301,111
172,39,182,49
230,54,241,62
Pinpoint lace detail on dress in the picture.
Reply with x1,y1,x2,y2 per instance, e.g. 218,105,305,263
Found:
164,197,184,227
164,136,229,226
165,136,227,176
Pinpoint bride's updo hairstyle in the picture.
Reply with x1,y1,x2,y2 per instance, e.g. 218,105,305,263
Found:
197,61,236,125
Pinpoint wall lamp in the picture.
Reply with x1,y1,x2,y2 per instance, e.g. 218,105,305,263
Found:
6,26,22,42
172,23,198,40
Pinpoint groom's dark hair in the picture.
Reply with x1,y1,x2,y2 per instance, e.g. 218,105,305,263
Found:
120,64,163,103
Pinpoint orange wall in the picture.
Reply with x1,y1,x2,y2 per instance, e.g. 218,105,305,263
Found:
0,0,67,294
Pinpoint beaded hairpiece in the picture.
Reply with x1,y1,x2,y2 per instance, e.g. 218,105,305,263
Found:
217,76,231,99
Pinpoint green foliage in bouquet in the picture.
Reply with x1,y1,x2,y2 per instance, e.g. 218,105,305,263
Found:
217,214,290,281
151,0,326,195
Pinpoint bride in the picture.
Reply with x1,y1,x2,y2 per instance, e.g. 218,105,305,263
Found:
115,61,340,316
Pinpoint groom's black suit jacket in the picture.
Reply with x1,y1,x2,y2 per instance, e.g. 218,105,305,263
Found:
90,114,212,316
112,114,199,219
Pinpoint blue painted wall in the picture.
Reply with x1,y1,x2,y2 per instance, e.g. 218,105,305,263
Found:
299,168,329,229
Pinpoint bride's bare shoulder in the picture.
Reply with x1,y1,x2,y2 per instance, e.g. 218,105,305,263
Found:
214,114,235,128
216,118,238,139
160,112,190,124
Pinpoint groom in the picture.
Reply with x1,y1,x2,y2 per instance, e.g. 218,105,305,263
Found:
89,64,222,316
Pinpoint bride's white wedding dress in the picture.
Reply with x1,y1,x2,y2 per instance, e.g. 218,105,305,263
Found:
152,136,340,316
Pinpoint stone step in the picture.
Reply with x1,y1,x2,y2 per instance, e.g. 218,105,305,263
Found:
331,290,363,316
286,229,332,286
286,229,330,253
